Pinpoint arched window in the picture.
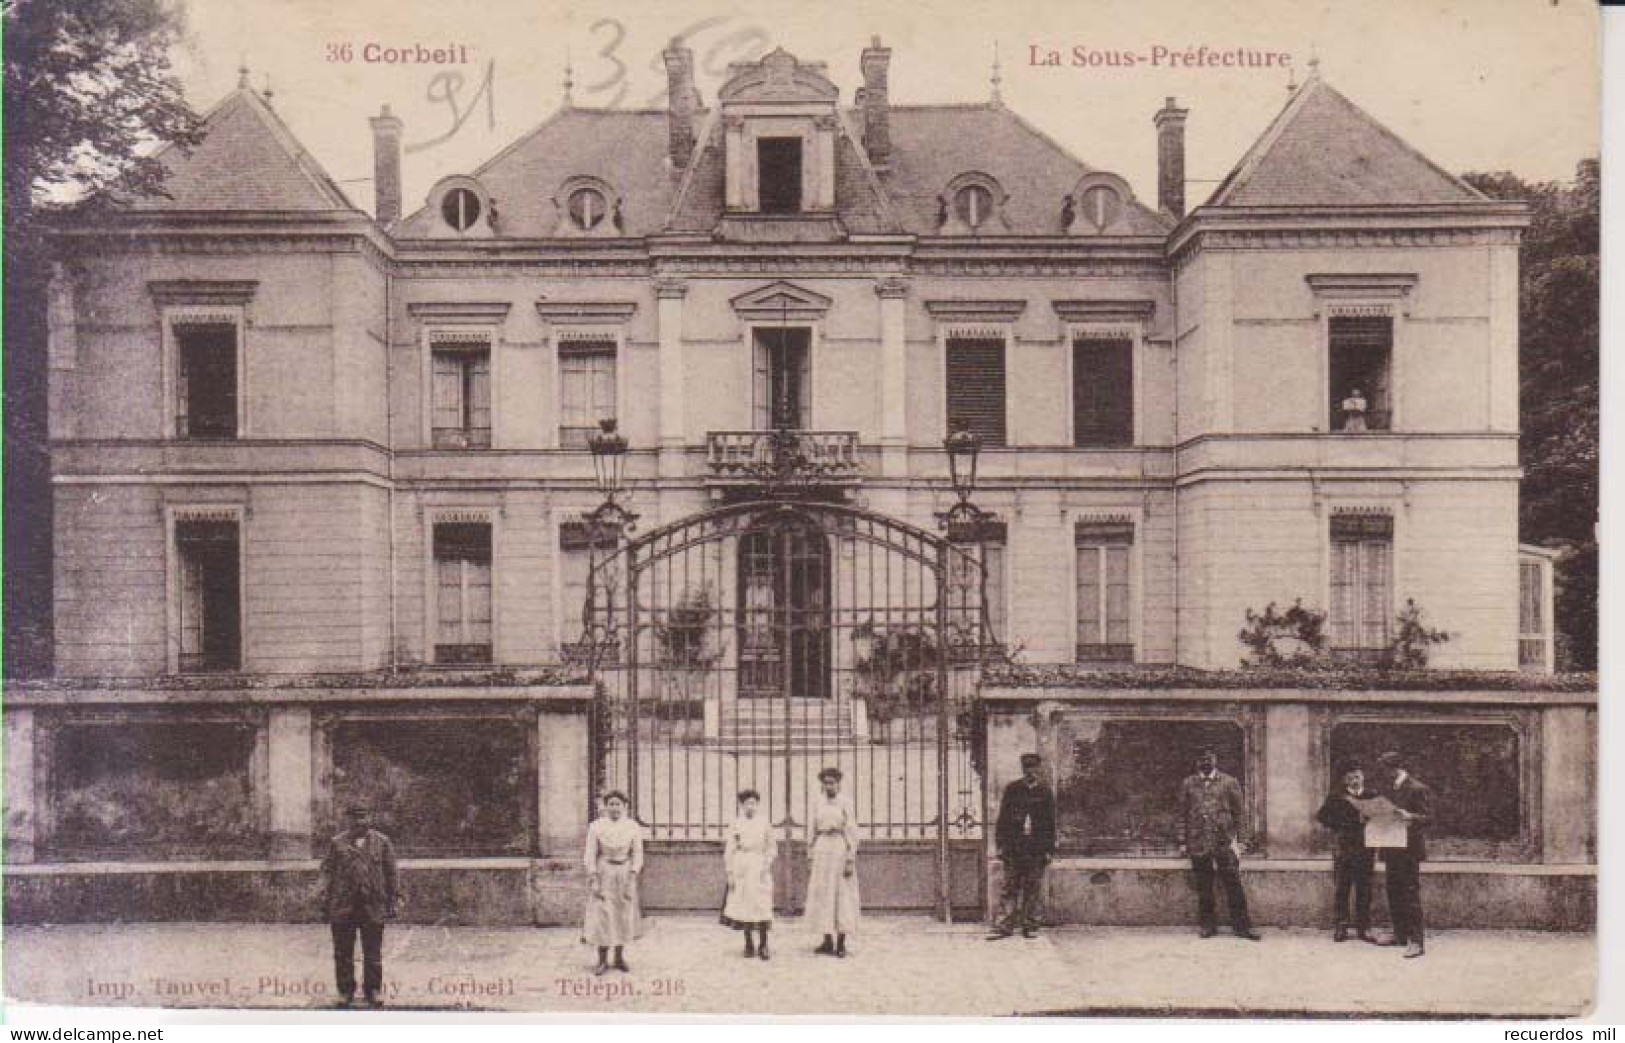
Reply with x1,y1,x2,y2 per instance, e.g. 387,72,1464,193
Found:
954,183,994,229
568,186,607,230
441,187,482,231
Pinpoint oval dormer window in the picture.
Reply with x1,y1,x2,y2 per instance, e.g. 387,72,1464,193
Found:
441,187,482,231
568,186,608,230
1079,184,1123,232
954,183,994,229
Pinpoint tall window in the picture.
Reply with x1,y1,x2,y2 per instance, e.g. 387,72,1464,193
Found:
559,520,620,658
1075,521,1133,663
176,519,241,673
1518,553,1553,672
1330,513,1393,658
175,324,238,439
752,327,811,430
1329,315,1393,432
434,522,493,664
945,337,1007,447
431,342,492,449
558,335,617,448
947,520,1007,654
1073,334,1133,446
757,137,803,214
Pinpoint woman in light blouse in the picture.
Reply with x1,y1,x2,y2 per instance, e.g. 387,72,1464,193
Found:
582,790,644,975
720,788,777,960
804,766,860,957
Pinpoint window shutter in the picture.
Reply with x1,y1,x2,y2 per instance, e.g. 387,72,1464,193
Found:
1073,337,1133,446
946,338,1006,446
1076,546,1102,645
467,355,492,430
432,353,463,430
752,340,773,429
1105,544,1131,643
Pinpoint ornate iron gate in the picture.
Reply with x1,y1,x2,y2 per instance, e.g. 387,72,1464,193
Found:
581,499,989,919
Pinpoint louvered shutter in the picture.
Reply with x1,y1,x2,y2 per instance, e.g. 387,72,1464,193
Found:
1073,336,1133,446
946,338,1006,446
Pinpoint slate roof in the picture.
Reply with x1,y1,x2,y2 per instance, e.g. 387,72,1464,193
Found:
129,87,355,213
1207,74,1487,208
395,108,681,238
885,104,1170,236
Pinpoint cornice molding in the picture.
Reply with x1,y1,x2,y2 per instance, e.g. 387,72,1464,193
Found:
1052,299,1156,324
923,299,1027,323
1305,272,1418,299
730,280,834,321
147,279,258,307
534,300,638,324
407,301,513,324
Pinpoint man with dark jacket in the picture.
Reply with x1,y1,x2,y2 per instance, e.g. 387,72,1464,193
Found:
1315,760,1376,943
987,753,1056,939
1376,751,1431,958
319,806,401,1007
1179,749,1260,940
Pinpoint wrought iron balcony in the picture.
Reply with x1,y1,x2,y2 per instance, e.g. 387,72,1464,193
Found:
705,430,862,487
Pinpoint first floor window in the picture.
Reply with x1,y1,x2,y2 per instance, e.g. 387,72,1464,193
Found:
947,520,1007,653
1330,513,1393,658
434,522,492,664
945,337,1007,446
1518,553,1553,672
175,323,238,439
431,343,492,448
1073,334,1133,446
1329,315,1393,432
176,518,241,672
558,336,618,448
1075,521,1133,662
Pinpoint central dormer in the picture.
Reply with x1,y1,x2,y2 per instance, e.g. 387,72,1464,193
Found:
717,47,844,214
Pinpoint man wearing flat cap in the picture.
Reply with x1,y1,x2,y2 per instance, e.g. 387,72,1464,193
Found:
1375,751,1431,958
988,752,1056,939
318,805,401,1007
1179,748,1260,940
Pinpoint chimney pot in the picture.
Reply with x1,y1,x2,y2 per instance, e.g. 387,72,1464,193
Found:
1154,97,1189,218
369,106,404,226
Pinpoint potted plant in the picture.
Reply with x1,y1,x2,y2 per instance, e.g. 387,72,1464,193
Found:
652,585,724,737
851,620,939,741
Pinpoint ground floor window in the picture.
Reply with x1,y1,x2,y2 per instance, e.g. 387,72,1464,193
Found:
1075,521,1133,663
1329,513,1393,660
434,522,493,664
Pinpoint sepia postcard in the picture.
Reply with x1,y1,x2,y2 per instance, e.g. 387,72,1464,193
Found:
0,0,1602,1021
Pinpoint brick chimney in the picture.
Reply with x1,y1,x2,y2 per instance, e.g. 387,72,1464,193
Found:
369,104,403,226
860,36,892,171
663,41,699,169
1154,96,1189,218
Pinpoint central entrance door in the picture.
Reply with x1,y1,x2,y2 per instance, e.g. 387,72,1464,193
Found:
584,500,990,920
738,517,831,700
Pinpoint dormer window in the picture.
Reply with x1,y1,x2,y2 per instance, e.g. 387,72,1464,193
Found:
568,186,607,230
1065,172,1136,236
757,137,803,213
939,173,1007,234
441,187,482,231
1078,184,1123,231
954,184,994,229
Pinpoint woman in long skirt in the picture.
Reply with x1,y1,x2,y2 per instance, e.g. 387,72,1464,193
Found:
720,788,777,959
582,790,644,975
804,766,860,957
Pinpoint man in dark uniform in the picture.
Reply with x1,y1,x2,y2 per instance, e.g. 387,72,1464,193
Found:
319,806,401,1007
1315,759,1376,943
1376,750,1431,958
1179,749,1260,940
987,752,1056,940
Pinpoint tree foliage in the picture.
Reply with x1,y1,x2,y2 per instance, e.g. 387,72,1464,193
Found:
1464,161,1600,669
3,0,202,676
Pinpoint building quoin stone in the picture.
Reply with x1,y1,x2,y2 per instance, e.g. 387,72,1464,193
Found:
7,41,1593,930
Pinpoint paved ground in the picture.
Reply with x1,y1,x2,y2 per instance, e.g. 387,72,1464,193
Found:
2,919,1595,1018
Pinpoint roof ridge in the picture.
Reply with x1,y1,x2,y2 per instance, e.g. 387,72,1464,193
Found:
1310,79,1489,203
1207,75,1320,208
832,109,904,232
234,88,358,211
663,110,721,232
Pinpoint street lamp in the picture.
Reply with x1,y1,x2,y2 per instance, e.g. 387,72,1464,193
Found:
943,426,983,515
587,417,637,532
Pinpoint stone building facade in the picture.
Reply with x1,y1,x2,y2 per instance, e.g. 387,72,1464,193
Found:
5,42,1593,928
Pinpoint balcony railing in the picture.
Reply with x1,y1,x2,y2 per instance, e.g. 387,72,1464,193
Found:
1330,409,1393,433
705,430,862,485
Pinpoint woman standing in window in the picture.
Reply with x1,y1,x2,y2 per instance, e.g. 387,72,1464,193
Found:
582,790,644,975
720,788,777,960
805,767,860,957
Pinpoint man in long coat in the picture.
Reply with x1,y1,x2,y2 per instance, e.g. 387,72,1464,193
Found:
319,806,401,1007
1179,749,1260,940
988,752,1057,939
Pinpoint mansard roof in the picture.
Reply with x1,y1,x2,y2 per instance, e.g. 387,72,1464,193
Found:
1208,74,1487,208
884,104,1169,235
129,86,356,213
395,107,681,238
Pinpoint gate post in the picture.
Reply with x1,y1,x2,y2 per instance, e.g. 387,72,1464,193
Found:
935,543,952,923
